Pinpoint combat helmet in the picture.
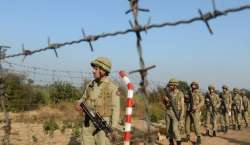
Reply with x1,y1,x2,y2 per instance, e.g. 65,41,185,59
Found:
167,78,179,86
208,85,215,90
91,57,112,73
191,81,199,87
222,85,229,90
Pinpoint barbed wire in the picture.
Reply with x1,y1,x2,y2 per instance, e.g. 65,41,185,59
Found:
1,2,250,145
1,4,249,60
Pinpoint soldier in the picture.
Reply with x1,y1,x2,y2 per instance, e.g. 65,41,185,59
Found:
231,88,242,130
185,81,204,145
241,90,248,128
205,85,220,137
163,78,184,145
75,57,120,145
219,85,232,133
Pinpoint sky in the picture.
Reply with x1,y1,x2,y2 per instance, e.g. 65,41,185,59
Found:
0,0,250,90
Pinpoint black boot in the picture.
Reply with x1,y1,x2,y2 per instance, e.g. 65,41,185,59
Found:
222,126,225,133
225,126,228,133
213,131,216,137
233,124,236,130
238,125,241,130
169,138,174,145
195,136,201,145
246,123,248,128
185,135,190,142
177,140,182,145
205,130,210,136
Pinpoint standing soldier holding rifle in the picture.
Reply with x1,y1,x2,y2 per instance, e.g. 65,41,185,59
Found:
184,81,204,145
219,85,232,133
241,90,249,128
205,85,220,137
163,78,184,145
231,88,242,130
75,57,120,145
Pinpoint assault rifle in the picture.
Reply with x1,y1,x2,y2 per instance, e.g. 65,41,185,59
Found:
232,97,240,113
219,94,228,113
205,93,216,115
185,90,194,113
80,102,117,143
164,91,181,121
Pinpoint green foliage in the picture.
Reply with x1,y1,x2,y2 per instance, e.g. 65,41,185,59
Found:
61,120,82,138
4,73,46,112
48,81,81,104
149,86,165,103
178,80,190,95
32,135,38,143
150,103,165,122
43,118,59,136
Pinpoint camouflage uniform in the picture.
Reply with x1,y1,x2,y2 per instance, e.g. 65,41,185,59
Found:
164,79,184,145
241,91,249,128
78,57,120,145
231,88,242,130
185,81,204,145
205,85,220,136
219,85,232,133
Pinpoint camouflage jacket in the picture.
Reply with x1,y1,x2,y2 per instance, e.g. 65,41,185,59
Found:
220,91,232,111
242,95,249,111
232,94,242,112
78,77,120,127
165,89,185,119
205,92,220,111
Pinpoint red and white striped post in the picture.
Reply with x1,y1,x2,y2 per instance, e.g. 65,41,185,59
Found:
119,71,134,145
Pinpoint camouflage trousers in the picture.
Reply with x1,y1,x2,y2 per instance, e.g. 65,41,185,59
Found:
241,110,248,124
81,117,111,145
205,110,217,131
185,111,201,136
165,111,181,141
220,111,229,128
232,109,241,127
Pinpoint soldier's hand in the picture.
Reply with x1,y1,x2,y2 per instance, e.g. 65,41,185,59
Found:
163,96,169,102
75,102,82,112
178,120,184,130
192,106,197,112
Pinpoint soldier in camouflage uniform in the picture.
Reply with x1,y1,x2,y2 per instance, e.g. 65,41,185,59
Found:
231,88,242,130
75,57,120,145
241,90,248,128
205,85,220,137
163,78,185,145
219,85,232,133
184,81,204,145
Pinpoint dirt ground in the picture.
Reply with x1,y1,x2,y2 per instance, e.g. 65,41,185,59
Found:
0,109,250,145
156,126,250,145
131,119,250,145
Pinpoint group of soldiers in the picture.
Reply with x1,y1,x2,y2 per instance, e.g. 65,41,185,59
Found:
75,56,249,145
164,78,249,145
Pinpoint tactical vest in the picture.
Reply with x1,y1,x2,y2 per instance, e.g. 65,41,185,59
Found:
85,80,114,117
96,82,113,117
221,92,231,108
192,90,202,108
167,90,183,112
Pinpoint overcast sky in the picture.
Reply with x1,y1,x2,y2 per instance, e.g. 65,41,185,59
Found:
0,0,250,90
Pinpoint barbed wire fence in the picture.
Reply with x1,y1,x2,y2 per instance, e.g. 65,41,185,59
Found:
0,1,250,145
0,46,11,145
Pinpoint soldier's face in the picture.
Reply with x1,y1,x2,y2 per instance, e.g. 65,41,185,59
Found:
191,85,197,90
209,89,214,93
92,66,101,79
92,66,106,79
168,85,176,91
